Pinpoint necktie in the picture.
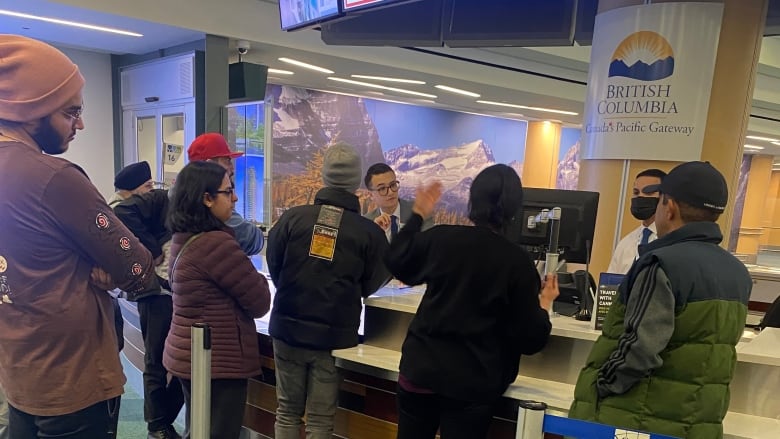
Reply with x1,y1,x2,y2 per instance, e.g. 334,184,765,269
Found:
390,215,399,240
640,227,652,246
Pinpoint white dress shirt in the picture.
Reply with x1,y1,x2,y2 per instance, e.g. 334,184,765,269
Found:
606,222,658,274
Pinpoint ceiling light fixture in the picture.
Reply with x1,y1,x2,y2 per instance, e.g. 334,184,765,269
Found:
327,77,437,99
351,75,425,84
267,68,294,75
0,9,143,36
434,85,480,98
747,135,779,142
476,100,578,116
744,144,765,150
278,57,334,74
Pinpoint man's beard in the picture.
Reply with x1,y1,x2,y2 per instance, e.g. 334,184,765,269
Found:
31,117,68,155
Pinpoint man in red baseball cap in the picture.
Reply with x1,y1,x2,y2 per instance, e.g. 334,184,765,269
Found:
186,133,264,255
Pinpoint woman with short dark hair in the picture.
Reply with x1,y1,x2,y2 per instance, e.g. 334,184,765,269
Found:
164,161,271,439
385,164,559,439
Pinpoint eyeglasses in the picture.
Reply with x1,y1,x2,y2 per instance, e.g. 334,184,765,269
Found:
215,187,235,197
60,105,84,122
372,181,400,196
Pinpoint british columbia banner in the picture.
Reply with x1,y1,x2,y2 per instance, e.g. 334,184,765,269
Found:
582,3,724,161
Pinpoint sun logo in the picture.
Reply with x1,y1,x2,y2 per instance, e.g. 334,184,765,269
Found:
608,31,675,81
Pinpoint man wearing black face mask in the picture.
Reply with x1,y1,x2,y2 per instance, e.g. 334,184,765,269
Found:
607,168,667,274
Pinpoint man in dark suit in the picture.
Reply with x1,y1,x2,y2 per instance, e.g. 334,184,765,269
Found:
363,163,434,240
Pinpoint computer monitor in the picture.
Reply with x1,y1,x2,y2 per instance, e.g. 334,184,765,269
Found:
512,187,599,265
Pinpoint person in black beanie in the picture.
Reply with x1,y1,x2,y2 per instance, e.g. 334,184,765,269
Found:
108,161,153,207
268,142,390,439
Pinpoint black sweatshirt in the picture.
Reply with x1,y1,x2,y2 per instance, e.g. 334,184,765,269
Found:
385,214,552,402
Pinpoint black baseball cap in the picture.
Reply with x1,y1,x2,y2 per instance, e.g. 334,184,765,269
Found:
641,161,727,213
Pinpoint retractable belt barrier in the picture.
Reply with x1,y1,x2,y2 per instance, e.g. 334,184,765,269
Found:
516,401,681,439
191,323,212,439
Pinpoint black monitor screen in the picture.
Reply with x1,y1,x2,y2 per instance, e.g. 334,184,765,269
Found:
343,0,418,12
321,0,443,46
511,188,599,265
280,0,341,31
443,0,577,47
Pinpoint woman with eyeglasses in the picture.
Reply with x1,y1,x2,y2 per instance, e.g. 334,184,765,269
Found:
385,164,559,439
164,161,271,439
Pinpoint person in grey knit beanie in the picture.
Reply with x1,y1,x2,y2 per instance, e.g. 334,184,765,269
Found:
322,142,362,192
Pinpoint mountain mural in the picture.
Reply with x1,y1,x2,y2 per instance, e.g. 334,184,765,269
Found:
608,56,674,81
386,139,501,214
271,85,385,176
556,141,580,190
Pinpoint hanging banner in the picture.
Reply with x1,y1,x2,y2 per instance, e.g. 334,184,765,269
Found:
582,3,724,161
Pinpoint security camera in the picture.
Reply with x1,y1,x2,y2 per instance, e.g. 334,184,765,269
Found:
236,40,250,55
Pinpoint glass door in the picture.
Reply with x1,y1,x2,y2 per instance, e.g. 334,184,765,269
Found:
133,109,160,182
161,111,186,188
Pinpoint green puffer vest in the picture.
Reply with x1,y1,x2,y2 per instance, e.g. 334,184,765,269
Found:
569,222,751,439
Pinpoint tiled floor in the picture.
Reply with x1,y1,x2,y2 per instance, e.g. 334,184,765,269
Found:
118,354,185,439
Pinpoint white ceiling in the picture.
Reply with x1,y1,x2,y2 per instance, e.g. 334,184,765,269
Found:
4,0,780,154
0,0,203,54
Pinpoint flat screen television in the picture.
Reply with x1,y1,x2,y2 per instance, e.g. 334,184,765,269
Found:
321,0,444,46
280,0,342,31
442,0,577,47
509,187,599,265
343,0,423,13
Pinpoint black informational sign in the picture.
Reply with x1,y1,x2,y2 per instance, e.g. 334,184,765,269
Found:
594,273,625,331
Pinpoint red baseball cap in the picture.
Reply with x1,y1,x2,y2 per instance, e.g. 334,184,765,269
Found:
187,132,244,162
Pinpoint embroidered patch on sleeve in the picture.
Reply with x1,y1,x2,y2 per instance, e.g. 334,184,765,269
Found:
131,263,143,276
95,213,110,230
119,237,131,251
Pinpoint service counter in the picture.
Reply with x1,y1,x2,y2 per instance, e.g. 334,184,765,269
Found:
242,256,780,438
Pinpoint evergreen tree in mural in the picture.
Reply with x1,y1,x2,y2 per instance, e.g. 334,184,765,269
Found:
272,148,326,222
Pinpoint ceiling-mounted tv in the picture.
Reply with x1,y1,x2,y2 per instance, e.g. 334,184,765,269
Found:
280,0,342,31
343,0,423,13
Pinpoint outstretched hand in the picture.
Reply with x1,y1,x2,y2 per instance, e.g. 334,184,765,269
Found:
412,181,443,219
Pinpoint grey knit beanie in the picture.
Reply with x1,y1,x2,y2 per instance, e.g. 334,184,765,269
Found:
322,142,362,192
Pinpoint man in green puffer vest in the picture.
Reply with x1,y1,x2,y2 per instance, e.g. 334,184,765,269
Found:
569,161,752,439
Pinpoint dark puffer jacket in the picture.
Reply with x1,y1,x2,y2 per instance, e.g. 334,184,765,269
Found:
267,187,390,350
164,229,271,379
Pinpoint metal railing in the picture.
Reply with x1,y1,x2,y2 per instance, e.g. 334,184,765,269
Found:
191,323,212,439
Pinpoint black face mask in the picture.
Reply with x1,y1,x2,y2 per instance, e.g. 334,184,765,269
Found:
630,196,659,221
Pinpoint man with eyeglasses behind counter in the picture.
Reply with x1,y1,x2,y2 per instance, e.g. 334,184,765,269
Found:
364,163,434,240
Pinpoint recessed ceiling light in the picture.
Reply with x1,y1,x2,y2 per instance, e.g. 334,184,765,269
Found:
0,9,143,36
327,77,437,99
268,68,294,75
434,85,480,98
747,135,779,142
476,100,578,116
744,144,765,150
351,75,425,84
278,57,334,74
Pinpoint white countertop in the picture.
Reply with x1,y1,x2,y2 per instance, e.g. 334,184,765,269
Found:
365,287,761,346
332,343,780,438
737,327,780,367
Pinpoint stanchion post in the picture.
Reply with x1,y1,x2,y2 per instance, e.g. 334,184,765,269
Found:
191,323,212,439
516,400,547,439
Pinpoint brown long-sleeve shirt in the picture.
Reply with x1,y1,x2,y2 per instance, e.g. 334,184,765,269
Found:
0,139,158,416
